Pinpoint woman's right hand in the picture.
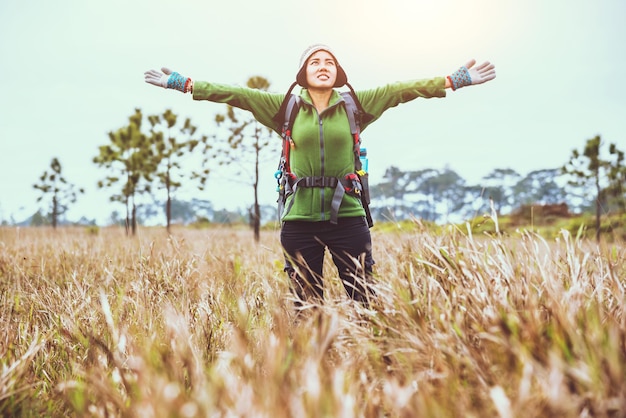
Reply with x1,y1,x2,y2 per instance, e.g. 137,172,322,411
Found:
144,67,191,93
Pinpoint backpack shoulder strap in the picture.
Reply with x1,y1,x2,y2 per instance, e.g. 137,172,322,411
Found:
283,94,301,136
279,93,300,168
340,91,360,137
274,87,302,221
341,90,374,228
272,81,299,133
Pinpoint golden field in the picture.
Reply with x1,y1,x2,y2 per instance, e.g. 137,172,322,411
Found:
1,224,625,417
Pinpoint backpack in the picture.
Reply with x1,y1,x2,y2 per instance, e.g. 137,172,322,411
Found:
272,83,374,227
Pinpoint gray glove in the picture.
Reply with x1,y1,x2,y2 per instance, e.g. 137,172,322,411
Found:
448,60,496,90
144,67,191,93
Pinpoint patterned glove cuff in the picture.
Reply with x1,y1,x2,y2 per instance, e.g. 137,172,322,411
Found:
167,72,190,93
447,66,472,91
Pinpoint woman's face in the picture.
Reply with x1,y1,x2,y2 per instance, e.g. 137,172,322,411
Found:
305,50,338,90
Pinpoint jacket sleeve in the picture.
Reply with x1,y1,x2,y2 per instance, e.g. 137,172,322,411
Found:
355,77,447,129
192,81,284,131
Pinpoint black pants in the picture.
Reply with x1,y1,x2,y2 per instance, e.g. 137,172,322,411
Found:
280,216,374,305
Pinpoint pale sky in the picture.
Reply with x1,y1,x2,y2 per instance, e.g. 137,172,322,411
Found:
1,0,624,224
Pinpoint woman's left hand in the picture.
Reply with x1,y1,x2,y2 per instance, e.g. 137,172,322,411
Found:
465,59,496,86
447,60,496,90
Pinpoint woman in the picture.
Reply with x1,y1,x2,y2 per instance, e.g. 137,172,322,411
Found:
144,44,496,307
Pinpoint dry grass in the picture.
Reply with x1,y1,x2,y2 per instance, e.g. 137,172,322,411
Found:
1,223,625,417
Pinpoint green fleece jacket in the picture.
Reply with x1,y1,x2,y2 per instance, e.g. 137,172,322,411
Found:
192,77,446,222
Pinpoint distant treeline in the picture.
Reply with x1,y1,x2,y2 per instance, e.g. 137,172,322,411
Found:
24,103,625,235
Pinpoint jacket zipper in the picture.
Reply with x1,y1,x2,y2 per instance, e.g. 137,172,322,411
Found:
317,111,326,221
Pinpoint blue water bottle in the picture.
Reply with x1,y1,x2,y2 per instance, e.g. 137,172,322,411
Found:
359,147,368,172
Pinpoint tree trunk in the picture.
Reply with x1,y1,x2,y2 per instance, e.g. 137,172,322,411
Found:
125,196,130,236
166,174,172,234
52,195,58,229
131,200,137,236
253,149,261,242
595,172,601,242
253,201,260,242
253,179,260,242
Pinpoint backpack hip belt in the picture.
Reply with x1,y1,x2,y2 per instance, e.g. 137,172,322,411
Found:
280,174,365,225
